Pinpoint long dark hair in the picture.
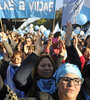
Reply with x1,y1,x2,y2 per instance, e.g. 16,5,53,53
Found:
27,54,56,98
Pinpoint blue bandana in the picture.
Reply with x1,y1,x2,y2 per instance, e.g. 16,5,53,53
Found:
53,63,82,84
37,78,56,94
0,53,5,60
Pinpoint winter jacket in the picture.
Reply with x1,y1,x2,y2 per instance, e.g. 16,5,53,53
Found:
18,92,54,100
13,52,39,94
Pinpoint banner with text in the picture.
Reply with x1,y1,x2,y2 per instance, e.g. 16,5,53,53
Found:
0,0,56,19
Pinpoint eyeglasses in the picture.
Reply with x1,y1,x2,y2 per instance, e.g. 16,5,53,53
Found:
60,77,84,86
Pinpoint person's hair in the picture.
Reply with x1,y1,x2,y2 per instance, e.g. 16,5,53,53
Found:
14,42,24,52
25,36,33,42
82,46,90,54
84,35,90,46
11,51,26,63
54,31,61,38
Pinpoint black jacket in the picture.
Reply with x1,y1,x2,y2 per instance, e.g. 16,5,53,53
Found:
13,52,39,94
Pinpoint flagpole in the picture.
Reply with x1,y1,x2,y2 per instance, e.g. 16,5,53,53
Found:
53,18,55,33
0,19,4,32
52,0,56,33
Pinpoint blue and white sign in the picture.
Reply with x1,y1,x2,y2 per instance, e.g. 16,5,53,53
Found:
0,0,56,19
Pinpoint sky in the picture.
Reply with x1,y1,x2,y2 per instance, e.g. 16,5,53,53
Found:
56,0,63,10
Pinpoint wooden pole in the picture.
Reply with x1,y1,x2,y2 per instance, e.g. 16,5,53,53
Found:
0,19,4,32
52,18,55,33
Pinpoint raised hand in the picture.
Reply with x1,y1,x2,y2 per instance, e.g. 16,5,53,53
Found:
60,41,67,57
73,36,78,48
24,44,29,54
0,32,8,41
65,22,73,46
73,36,82,57
34,36,44,55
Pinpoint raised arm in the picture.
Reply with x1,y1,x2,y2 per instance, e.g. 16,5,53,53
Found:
65,22,82,70
65,22,72,47
13,36,44,93
73,36,85,69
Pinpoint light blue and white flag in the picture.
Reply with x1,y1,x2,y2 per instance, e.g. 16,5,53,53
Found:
61,0,85,26
0,0,56,19
80,0,90,22
53,22,61,34
18,17,40,30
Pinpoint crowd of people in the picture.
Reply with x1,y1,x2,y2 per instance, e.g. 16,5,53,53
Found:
0,22,90,100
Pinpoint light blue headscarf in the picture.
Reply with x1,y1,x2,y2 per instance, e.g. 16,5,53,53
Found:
53,63,82,84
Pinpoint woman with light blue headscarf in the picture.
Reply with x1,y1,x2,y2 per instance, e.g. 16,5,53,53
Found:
26,54,56,98
53,63,84,100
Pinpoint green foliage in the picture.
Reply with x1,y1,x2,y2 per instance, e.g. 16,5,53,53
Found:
32,9,62,31
55,9,62,27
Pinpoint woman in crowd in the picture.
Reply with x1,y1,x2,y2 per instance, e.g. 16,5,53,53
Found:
15,42,24,52
53,63,84,100
4,51,26,98
82,46,90,65
84,35,90,47
26,54,56,97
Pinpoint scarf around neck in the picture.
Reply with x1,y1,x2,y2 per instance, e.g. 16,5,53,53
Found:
37,78,56,94
5,64,25,98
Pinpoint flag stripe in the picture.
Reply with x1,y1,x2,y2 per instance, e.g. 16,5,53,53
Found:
80,0,90,21
61,0,85,26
